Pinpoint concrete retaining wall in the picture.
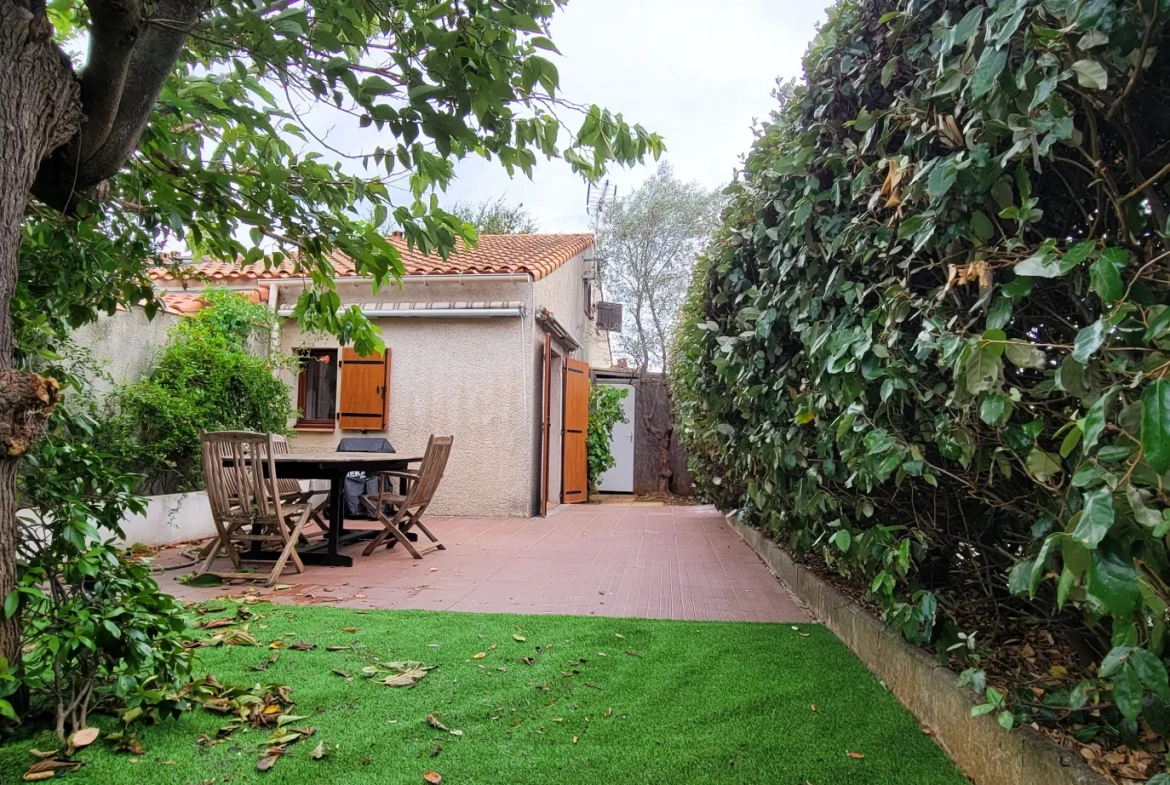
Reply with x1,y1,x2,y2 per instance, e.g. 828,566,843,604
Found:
726,514,1108,785
116,492,216,546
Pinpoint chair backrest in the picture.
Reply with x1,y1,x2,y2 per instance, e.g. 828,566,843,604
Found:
270,435,303,495
200,431,286,523
403,435,453,509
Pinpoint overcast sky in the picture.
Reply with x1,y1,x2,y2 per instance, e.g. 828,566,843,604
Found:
439,0,835,231
305,0,834,233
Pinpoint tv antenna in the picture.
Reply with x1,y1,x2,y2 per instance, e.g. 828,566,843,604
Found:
586,180,616,218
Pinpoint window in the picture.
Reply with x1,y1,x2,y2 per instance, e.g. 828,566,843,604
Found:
296,349,337,429
295,347,392,432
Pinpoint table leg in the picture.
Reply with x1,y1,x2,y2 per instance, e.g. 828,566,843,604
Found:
318,471,353,567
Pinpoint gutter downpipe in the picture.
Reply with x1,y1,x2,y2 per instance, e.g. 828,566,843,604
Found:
267,282,280,353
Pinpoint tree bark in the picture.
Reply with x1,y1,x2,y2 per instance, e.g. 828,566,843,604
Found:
0,0,80,674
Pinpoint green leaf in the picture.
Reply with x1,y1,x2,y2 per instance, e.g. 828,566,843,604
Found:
1142,379,1170,473
1060,240,1096,272
996,710,1014,730
1129,648,1170,700
971,47,1009,99
950,7,984,48
980,394,1008,425
1089,255,1124,303
1070,488,1114,548
1025,449,1062,483
1113,662,1143,720
2,591,16,620
1072,59,1109,90
1088,548,1140,615
1005,342,1047,369
928,162,957,199
1014,250,1063,278
1082,388,1118,452
830,530,852,552
1072,320,1107,363
965,346,1002,394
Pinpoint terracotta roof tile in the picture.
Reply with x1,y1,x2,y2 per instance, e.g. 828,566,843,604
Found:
159,287,269,316
151,233,593,285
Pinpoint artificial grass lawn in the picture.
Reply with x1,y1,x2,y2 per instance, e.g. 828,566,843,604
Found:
0,605,965,784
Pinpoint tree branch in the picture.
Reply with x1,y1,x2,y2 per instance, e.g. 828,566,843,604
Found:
31,0,209,212
77,0,143,159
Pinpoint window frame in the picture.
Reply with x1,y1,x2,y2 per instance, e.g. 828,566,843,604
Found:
294,348,338,431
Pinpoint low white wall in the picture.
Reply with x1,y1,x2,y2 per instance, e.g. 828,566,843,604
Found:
115,491,216,547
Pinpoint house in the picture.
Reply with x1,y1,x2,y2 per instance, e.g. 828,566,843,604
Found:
148,233,612,518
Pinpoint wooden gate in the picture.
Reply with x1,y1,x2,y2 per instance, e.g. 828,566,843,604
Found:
561,357,589,503
339,347,391,430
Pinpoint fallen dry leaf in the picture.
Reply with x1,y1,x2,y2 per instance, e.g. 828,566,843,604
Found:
290,641,317,651
341,627,358,633
383,668,429,687
23,772,56,782
473,652,486,659
427,714,450,733
310,741,325,760
513,634,526,642
424,771,442,784
27,750,57,761
69,727,99,750
810,704,817,712
847,751,865,760
326,645,351,651
257,749,283,771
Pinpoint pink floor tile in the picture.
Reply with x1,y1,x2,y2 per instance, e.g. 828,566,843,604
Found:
158,504,809,622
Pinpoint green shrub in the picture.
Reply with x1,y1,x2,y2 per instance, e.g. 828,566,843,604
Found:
105,290,294,493
675,0,1170,741
9,351,193,738
587,383,629,496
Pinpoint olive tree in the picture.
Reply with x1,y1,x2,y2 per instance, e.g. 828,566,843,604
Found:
594,161,722,492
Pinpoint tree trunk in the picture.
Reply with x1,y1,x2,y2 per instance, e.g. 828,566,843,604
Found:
0,0,80,674
655,425,674,495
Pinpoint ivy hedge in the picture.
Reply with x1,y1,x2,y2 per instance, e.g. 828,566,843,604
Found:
674,0,1170,746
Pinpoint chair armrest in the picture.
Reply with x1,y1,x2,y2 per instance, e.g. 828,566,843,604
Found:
377,470,420,480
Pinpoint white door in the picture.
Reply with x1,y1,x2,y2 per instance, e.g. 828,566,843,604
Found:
597,384,635,493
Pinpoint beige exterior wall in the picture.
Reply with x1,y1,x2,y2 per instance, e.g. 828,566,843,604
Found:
272,248,606,519
71,307,181,399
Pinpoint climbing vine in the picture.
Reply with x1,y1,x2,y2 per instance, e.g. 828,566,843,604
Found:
674,0,1170,755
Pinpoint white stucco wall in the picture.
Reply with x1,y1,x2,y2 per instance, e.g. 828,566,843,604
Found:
276,276,538,517
70,307,180,398
270,248,604,519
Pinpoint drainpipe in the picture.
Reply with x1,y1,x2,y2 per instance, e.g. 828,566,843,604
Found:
267,282,279,354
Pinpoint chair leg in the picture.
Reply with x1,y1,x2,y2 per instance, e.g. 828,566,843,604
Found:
267,511,311,587
363,513,423,559
412,519,445,550
198,519,242,575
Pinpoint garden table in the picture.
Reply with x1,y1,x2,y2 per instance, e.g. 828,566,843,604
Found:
223,451,422,567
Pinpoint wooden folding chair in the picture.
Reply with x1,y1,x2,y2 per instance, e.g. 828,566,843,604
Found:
359,435,453,558
271,435,329,539
196,431,313,586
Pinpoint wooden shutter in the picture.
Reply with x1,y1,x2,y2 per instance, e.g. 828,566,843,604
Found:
561,357,590,503
338,347,390,430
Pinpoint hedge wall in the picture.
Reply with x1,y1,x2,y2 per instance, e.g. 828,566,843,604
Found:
674,0,1170,745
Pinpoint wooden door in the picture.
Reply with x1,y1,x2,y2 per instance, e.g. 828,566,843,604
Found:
540,335,552,517
561,357,589,503
339,347,391,430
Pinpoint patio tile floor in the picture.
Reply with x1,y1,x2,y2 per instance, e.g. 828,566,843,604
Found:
159,502,810,622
